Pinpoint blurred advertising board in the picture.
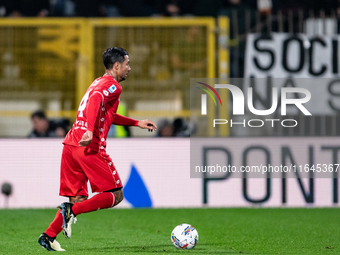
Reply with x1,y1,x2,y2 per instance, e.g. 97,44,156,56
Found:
0,139,339,208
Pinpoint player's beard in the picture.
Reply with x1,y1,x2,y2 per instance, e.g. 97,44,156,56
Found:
121,72,129,81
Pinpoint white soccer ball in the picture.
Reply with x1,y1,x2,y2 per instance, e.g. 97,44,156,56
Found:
171,223,199,249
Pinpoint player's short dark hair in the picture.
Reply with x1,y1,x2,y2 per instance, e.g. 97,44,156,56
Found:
31,110,47,120
102,47,129,69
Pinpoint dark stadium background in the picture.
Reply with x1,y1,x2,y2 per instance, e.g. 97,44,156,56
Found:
0,1,339,254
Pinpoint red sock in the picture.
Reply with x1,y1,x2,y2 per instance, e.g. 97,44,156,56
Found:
45,209,63,237
72,192,115,215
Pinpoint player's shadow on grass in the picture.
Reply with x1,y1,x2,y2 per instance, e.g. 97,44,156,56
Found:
79,243,256,254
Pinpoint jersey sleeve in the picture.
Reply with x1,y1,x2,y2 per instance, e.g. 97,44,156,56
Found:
86,92,104,132
112,113,138,126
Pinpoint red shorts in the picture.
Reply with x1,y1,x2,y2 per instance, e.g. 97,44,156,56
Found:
59,144,123,197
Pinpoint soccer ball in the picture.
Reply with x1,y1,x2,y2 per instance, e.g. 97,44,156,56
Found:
171,224,199,249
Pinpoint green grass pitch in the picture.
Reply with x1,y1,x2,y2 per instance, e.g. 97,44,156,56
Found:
0,208,339,254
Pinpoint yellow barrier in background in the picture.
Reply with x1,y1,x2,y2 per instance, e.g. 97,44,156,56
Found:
0,17,223,137
218,16,230,137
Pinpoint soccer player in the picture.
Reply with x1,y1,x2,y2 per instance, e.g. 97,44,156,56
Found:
38,47,157,251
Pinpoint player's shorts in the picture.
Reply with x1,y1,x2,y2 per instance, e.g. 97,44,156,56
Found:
59,144,123,197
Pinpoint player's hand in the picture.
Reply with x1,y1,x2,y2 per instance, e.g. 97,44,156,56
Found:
79,130,93,146
137,119,157,132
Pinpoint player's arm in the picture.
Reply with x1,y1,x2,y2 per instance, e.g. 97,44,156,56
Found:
79,92,103,146
112,113,157,132
112,113,139,126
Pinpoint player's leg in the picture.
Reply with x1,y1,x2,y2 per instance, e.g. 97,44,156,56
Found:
57,147,90,239
59,147,124,238
74,147,124,212
43,195,87,239
71,188,123,214
58,195,88,238
61,188,123,218
39,145,88,250
59,188,122,240
110,188,124,206
69,195,88,203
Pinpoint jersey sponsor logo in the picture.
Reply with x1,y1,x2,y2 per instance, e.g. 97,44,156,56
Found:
108,84,116,94
103,90,109,96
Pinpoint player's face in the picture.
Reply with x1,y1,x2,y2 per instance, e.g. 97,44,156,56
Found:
119,55,131,82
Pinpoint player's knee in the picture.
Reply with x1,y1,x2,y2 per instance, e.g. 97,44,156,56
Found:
114,189,124,206
69,195,88,204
